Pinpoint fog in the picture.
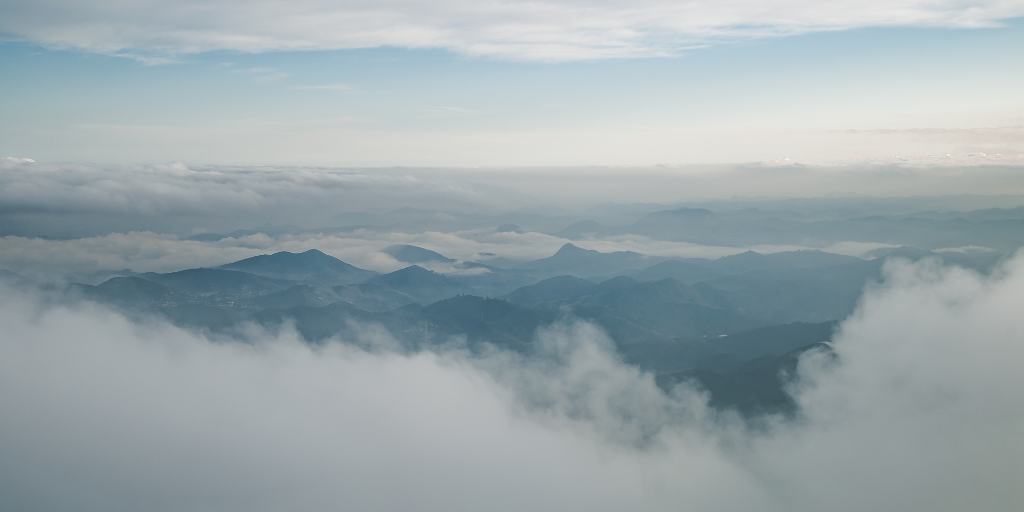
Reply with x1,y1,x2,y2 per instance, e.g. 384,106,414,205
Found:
1,255,1021,511
6,159,1024,238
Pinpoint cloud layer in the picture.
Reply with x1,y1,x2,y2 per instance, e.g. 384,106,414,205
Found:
2,1,1023,61
1,255,1022,511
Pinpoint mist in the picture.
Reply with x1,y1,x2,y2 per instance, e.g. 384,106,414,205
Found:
6,160,1024,238
2,255,1021,512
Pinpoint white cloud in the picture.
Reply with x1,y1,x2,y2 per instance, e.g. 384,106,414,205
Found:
0,254,1022,510
2,1,1022,61
0,156,36,168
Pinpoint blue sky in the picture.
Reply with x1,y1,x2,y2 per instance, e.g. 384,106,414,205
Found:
1,2,1022,166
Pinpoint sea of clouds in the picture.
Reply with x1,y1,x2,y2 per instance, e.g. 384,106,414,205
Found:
1,254,1021,511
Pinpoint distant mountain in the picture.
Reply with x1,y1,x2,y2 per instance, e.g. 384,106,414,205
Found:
567,277,756,346
220,249,375,285
625,204,1024,250
384,244,455,264
697,258,881,324
865,246,934,260
74,251,852,417
366,265,468,303
557,219,607,238
640,207,715,221
84,275,175,304
80,272,260,330
80,268,302,331
866,245,1003,271
257,294,553,351
251,284,342,310
519,243,663,278
139,268,292,296
693,321,837,371
332,283,418,312
254,300,384,343
505,275,597,308
186,229,262,242
658,339,835,415
502,275,761,358
631,258,717,283
714,250,864,274
631,250,867,286
629,207,719,241
420,295,555,350
495,224,523,233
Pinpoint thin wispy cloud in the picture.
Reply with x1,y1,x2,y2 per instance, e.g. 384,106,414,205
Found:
2,1,1022,62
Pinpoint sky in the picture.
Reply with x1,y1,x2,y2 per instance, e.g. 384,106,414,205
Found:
0,1,1023,166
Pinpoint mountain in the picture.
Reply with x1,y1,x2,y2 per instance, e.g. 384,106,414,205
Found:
519,243,663,278
658,341,834,415
692,321,837,371
138,268,291,296
84,275,175,304
366,265,468,303
557,219,608,238
256,294,553,351
631,258,717,283
220,249,375,285
505,275,597,308
331,283,418,312
186,229,262,242
251,284,342,309
697,258,881,324
704,250,866,275
420,295,555,350
629,207,719,241
254,300,384,343
384,244,455,264
866,245,1004,271
502,275,761,362
80,272,262,330
567,277,757,347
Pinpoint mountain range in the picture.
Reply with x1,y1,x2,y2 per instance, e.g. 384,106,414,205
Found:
68,241,1000,415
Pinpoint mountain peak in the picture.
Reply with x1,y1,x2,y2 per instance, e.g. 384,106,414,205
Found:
555,242,593,255
384,244,454,264
394,264,432,275
219,248,374,284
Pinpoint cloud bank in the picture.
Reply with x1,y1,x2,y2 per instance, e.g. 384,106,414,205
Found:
5,159,1024,234
1,255,1022,511
2,1,1022,61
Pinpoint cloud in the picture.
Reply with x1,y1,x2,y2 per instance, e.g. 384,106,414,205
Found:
0,254,1022,511
837,125,1024,165
1,1,1022,62
0,156,36,168
5,159,1024,245
0,161,510,236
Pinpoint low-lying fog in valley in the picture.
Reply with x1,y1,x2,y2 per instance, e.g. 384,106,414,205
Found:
2,161,1023,511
